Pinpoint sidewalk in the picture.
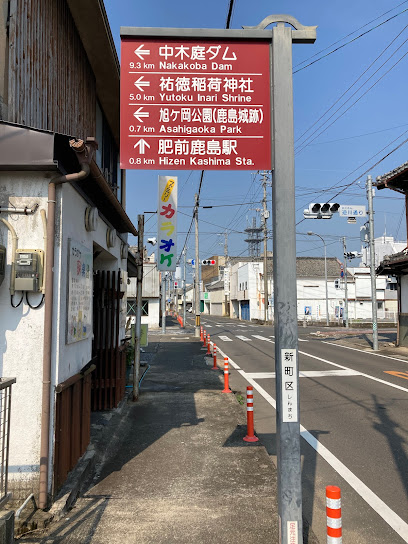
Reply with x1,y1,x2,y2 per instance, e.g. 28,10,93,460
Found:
19,317,320,543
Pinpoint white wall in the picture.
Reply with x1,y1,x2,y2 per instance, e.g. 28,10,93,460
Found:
0,172,48,495
0,172,126,498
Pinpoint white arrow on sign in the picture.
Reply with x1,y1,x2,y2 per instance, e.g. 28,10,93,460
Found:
133,107,149,122
134,44,150,60
133,76,150,91
133,139,150,153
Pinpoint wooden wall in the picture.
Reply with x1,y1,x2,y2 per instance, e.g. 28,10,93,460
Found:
7,0,96,139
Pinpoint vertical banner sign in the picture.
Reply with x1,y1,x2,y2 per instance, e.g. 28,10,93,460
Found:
120,39,271,170
158,176,177,271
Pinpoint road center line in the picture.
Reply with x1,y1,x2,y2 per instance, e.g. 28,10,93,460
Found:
238,370,408,542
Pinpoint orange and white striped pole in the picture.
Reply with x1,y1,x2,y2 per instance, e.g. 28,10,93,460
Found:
200,326,203,342
212,344,218,369
243,386,259,442
222,357,232,393
326,486,342,544
203,331,207,347
207,335,211,355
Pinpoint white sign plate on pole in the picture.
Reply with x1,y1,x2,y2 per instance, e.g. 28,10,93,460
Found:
339,205,366,217
224,267,230,295
281,349,298,423
157,176,177,271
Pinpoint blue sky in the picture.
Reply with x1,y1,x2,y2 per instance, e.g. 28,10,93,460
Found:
105,0,408,267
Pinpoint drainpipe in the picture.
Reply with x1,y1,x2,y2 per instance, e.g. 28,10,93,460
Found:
0,218,18,295
39,138,94,509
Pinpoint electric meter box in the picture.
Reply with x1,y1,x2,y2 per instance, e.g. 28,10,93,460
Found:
14,249,44,292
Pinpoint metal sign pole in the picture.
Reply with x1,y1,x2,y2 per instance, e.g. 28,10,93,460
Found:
272,21,309,544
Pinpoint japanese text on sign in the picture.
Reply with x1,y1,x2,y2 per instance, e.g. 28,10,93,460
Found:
158,176,177,271
120,39,272,170
281,349,298,423
67,239,93,344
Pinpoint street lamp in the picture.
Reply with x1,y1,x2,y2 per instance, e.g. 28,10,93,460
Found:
307,231,329,326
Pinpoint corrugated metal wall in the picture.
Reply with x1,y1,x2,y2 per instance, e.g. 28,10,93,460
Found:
8,0,96,139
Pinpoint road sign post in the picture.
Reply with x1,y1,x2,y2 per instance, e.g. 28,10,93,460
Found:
120,19,316,543
268,18,316,543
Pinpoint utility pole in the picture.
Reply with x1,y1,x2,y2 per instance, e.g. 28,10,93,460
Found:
224,232,229,316
183,248,187,328
342,237,349,328
367,175,379,350
262,171,269,323
307,232,329,326
194,194,200,337
133,214,144,402
161,273,166,334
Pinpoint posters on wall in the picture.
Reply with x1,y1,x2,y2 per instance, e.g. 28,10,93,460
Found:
67,239,93,344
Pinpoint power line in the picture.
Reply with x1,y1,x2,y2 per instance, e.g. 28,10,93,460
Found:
303,122,408,146
293,5,408,74
297,126,408,210
295,25,408,147
296,133,408,226
294,0,408,68
296,39,408,154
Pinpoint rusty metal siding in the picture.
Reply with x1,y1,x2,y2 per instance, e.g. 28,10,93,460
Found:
8,0,96,139
54,371,92,494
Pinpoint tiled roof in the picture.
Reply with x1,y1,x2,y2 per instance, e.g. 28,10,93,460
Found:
375,161,408,191
230,256,341,278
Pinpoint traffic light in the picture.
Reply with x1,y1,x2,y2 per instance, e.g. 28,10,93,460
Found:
334,279,341,288
303,202,340,219
344,251,362,260
202,259,216,265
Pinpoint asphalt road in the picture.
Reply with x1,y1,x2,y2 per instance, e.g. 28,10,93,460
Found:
185,314,408,544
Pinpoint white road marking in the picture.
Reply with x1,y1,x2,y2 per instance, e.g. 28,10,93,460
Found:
322,341,408,364
299,349,408,394
237,324,247,328
218,335,232,342
238,370,408,542
253,335,274,342
244,370,362,379
236,335,252,342
211,343,240,369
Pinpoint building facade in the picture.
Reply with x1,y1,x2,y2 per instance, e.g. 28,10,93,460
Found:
0,0,137,508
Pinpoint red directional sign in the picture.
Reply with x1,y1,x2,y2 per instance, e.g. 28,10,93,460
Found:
120,38,272,170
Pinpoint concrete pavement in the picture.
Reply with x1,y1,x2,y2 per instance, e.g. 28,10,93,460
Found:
19,316,320,543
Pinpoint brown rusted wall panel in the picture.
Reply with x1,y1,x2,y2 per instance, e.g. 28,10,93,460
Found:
8,0,96,139
54,373,92,494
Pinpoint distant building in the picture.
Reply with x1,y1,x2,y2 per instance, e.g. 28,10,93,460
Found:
127,251,160,329
375,161,408,345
